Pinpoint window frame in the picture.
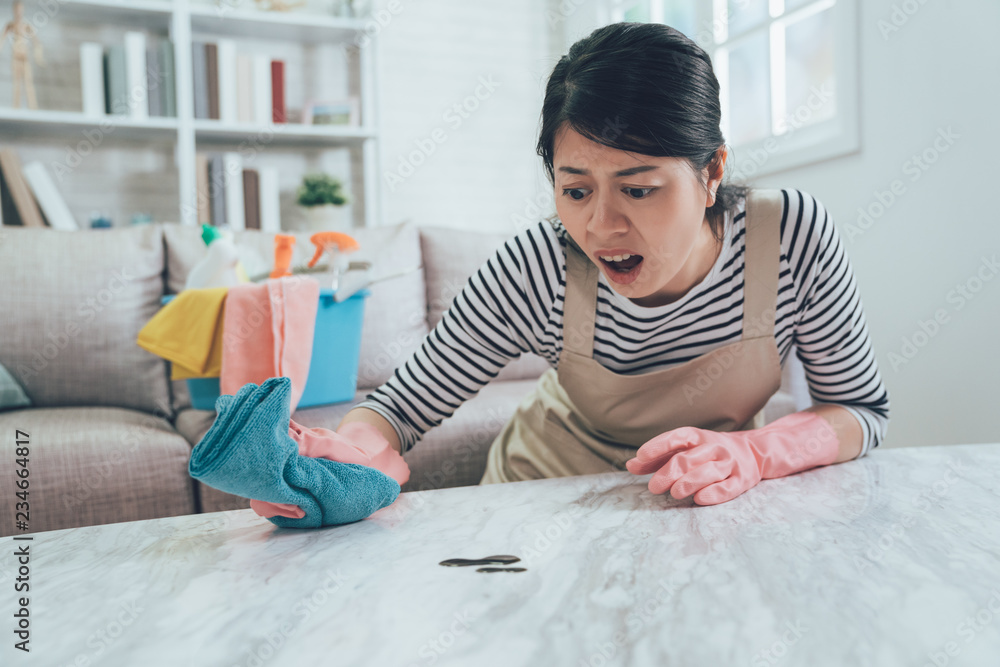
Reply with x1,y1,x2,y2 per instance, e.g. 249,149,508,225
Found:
601,0,860,181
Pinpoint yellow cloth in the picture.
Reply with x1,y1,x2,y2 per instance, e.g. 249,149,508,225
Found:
137,288,228,380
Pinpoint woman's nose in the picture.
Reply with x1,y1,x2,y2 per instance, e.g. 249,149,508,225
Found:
589,189,629,234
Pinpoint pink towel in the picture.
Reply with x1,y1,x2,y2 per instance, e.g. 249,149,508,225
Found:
220,277,319,414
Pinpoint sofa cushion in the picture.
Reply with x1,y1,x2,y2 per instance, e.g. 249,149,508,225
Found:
161,220,429,412
0,406,196,536
0,225,172,417
419,225,550,382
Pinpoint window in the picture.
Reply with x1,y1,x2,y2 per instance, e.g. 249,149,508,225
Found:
601,0,860,180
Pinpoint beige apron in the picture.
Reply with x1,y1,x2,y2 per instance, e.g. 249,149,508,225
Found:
479,188,784,485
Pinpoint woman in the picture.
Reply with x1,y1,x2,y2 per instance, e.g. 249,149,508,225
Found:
338,21,890,506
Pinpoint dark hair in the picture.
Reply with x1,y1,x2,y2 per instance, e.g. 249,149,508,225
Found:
537,21,748,244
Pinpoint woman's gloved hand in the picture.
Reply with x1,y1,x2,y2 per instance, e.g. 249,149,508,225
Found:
624,411,840,505
251,421,410,519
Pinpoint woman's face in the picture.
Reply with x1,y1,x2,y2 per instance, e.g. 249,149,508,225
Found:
552,124,726,308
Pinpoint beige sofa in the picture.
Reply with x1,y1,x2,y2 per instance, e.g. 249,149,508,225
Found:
0,221,812,536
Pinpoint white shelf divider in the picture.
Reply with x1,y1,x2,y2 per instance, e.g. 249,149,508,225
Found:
193,120,374,142
189,4,368,42
172,0,198,227
0,107,178,130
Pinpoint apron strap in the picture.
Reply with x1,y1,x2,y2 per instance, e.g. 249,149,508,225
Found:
742,189,783,340
562,233,598,357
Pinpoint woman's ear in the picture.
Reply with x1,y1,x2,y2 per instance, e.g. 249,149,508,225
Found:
704,146,728,205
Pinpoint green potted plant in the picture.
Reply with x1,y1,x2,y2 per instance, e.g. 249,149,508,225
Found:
296,172,351,232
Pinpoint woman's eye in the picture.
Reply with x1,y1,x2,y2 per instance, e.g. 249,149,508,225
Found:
561,187,654,200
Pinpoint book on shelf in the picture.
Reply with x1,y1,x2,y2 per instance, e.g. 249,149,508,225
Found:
236,55,254,124
124,31,149,120
104,45,127,116
270,60,286,123
242,169,260,230
189,43,287,127
0,158,20,227
205,43,220,121
195,154,211,224
96,35,175,119
217,40,239,124
199,153,282,232
192,42,210,120
208,154,227,226
252,54,272,125
258,167,281,232
0,149,46,228
146,45,161,120
22,162,78,230
158,41,177,117
80,42,104,118
145,41,177,118
223,152,245,231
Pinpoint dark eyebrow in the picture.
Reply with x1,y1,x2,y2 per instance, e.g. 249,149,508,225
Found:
557,165,660,177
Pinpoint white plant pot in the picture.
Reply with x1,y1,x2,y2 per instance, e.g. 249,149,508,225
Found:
300,204,350,233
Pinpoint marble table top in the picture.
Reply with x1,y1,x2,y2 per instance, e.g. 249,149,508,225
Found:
4,443,1000,667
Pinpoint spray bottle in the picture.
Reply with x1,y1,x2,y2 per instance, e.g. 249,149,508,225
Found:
184,224,249,291
270,234,297,279
307,231,360,291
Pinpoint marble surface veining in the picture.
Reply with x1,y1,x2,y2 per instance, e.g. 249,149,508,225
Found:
3,443,1000,667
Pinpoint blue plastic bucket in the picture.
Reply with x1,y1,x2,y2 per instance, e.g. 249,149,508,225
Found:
159,287,370,410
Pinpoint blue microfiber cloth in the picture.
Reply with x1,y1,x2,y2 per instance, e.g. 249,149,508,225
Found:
188,375,400,529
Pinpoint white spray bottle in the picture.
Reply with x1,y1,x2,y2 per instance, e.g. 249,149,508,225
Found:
184,224,248,291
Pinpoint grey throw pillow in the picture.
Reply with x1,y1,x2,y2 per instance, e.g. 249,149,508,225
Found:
0,362,31,411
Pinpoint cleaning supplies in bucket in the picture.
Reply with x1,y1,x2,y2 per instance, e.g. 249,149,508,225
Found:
142,227,375,411
153,285,371,410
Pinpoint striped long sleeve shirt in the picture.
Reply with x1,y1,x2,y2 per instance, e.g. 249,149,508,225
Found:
355,188,890,456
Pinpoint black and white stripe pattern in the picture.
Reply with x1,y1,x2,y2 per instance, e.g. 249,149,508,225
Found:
356,188,890,455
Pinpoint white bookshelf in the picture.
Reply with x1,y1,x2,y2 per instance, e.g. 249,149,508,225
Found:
5,0,382,229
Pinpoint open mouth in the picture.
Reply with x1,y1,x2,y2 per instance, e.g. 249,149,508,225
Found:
598,255,644,285
599,255,643,273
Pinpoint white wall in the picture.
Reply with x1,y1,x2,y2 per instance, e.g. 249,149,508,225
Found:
371,0,558,234
553,0,1000,449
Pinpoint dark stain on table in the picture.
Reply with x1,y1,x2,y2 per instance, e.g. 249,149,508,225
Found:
439,554,526,573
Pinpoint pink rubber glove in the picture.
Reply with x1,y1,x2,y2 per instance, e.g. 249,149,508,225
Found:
624,411,840,506
251,421,410,519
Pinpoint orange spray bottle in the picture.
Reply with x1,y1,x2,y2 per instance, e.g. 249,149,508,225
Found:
270,234,297,279
307,231,360,291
